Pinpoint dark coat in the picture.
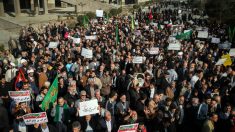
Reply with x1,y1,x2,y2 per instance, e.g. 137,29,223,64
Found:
97,117,117,132
33,124,57,132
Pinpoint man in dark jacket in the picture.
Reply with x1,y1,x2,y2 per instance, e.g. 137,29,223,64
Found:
0,98,9,132
97,111,117,132
33,123,57,132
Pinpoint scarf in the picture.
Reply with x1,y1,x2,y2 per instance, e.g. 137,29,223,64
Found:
54,104,69,122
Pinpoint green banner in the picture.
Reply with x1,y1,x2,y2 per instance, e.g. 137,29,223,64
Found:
131,16,135,30
41,76,58,111
176,30,192,40
116,25,119,44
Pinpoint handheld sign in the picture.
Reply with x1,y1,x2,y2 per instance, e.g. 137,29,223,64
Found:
85,35,97,40
48,42,59,48
211,37,220,44
168,43,181,50
229,48,235,56
96,10,104,17
72,37,81,44
149,47,159,55
79,99,99,116
197,31,208,38
23,112,48,125
9,90,31,103
118,123,139,132
133,56,143,64
81,48,93,59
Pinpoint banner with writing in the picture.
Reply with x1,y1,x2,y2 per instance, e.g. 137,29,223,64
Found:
133,56,143,64
9,90,31,103
23,112,48,125
118,123,139,132
79,99,99,116
149,47,159,55
85,35,97,40
197,31,208,38
48,42,59,48
168,43,181,50
211,37,220,44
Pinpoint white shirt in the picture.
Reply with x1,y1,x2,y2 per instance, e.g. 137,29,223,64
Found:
150,88,155,99
106,120,112,132
41,126,49,132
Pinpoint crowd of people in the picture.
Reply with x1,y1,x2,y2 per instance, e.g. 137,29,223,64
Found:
0,1,235,132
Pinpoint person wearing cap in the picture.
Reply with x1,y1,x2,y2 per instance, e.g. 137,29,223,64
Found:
5,62,18,83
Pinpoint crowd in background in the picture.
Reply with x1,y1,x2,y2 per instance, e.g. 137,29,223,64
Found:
0,1,235,132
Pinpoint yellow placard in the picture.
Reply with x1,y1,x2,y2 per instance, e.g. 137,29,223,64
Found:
221,54,232,66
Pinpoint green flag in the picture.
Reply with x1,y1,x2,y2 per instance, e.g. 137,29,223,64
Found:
229,26,235,42
176,30,192,40
41,76,58,111
83,15,89,28
158,23,162,30
116,25,119,44
131,16,135,30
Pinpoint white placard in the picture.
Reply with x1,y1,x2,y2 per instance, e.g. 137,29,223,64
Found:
133,56,143,64
81,48,93,58
229,48,235,56
96,10,104,17
48,42,59,48
9,90,31,103
23,112,48,125
211,37,220,44
215,58,227,65
149,47,159,55
168,43,181,50
72,37,81,44
79,99,99,116
197,31,208,38
218,41,232,49
85,36,97,40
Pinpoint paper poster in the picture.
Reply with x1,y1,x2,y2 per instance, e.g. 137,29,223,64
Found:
23,112,48,125
118,123,139,132
85,35,97,40
9,90,31,103
211,37,220,44
48,42,59,48
96,10,104,17
81,48,93,59
79,99,99,116
197,31,208,38
133,56,143,64
218,41,232,49
215,58,227,66
229,48,235,56
222,54,232,66
168,43,181,50
149,47,159,55
72,37,81,44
